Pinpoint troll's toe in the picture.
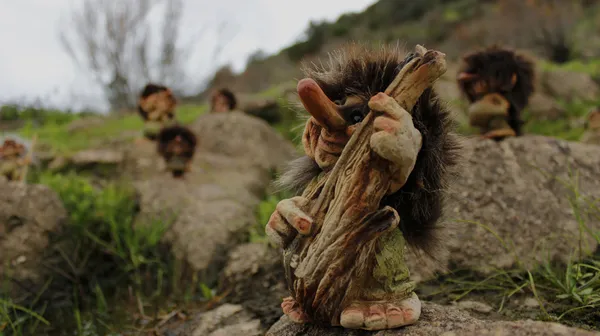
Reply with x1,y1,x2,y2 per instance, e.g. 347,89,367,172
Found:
385,292,421,328
340,293,421,330
364,305,387,330
281,297,310,324
340,305,365,329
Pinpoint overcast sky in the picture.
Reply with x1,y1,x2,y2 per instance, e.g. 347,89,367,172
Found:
0,0,376,112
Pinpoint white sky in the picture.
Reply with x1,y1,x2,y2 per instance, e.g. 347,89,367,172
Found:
0,0,376,112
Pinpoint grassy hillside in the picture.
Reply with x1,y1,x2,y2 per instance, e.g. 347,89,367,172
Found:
210,0,600,96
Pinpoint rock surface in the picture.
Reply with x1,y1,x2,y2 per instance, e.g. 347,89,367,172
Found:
266,302,600,336
47,148,125,175
0,179,67,296
527,92,567,120
133,112,297,282
167,304,263,336
220,243,288,327
407,136,600,279
540,69,600,102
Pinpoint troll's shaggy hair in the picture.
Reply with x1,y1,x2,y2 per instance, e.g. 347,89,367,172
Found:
458,46,536,136
278,43,461,255
137,83,175,120
156,124,197,160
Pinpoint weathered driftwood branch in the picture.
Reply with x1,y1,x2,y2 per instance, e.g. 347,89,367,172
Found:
282,45,447,325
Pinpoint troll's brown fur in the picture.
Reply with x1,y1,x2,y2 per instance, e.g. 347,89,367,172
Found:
458,46,536,136
277,44,461,255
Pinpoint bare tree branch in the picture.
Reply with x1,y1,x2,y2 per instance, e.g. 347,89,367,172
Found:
59,0,236,112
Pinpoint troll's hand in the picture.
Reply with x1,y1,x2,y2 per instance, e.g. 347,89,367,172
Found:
369,93,422,194
265,196,314,248
302,117,349,170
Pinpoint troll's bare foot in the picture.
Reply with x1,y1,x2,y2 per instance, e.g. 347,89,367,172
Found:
340,292,421,330
483,128,516,139
281,296,310,324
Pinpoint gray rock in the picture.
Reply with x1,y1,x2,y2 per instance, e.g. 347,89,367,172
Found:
527,93,567,120
407,136,600,279
220,243,288,327
134,112,297,283
169,304,263,336
70,149,124,166
0,179,67,296
266,302,599,336
541,70,599,102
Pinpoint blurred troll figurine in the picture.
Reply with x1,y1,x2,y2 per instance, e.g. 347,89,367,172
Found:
457,46,535,141
0,137,31,181
137,83,178,141
156,125,197,178
210,88,238,113
265,44,460,331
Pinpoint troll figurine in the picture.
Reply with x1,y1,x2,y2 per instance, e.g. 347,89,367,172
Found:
581,107,600,145
0,138,31,181
156,125,197,178
457,46,535,140
137,83,178,141
265,44,459,331
210,88,238,113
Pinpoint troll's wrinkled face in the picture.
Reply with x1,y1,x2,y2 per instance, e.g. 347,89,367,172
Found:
458,66,517,120
211,93,231,113
456,47,537,122
298,47,419,134
166,135,193,156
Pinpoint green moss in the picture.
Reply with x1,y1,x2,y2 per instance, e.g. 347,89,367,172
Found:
373,230,414,295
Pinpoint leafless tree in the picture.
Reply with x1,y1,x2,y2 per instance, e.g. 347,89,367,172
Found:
59,0,236,112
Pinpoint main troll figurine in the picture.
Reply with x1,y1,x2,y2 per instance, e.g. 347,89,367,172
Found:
137,83,178,141
156,124,198,178
265,44,459,331
0,137,31,181
457,46,535,140
210,88,238,113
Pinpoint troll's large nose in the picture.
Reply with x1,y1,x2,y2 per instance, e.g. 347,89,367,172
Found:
297,78,346,131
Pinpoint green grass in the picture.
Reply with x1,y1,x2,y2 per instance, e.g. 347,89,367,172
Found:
17,104,206,155
523,98,600,141
540,59,600,81
0,172,212,335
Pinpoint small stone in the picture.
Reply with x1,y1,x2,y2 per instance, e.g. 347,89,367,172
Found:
457,300,493,313
13,255,27,265
523,297,539,308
